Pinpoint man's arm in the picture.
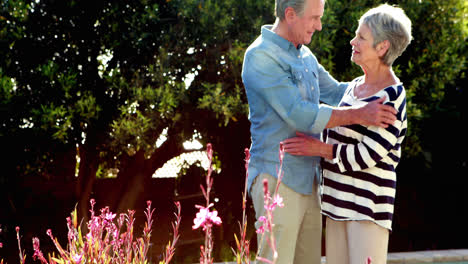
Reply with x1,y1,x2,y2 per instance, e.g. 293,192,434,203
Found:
313,59,397,129
284,88,407,172
313,58,396,129
326,97,397,129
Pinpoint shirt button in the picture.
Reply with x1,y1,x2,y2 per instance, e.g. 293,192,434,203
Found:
305,69,309,72
297,55,300,58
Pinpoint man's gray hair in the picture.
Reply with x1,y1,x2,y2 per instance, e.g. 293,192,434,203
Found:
360,4,413,66
275,0,307,20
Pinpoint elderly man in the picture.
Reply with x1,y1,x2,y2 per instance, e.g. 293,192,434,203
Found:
241,0,397,263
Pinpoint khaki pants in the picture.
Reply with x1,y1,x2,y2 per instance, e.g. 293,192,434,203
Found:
325,218,389,264
251,173,322,264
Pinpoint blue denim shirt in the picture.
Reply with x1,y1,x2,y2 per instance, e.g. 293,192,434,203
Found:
242,25,348,195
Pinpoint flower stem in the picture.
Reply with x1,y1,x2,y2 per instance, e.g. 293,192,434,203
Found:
16,227,25,264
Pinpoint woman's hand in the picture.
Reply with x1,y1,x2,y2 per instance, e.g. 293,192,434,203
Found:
282,132,331,158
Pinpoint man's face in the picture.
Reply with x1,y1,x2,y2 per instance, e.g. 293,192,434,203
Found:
289,0,324,47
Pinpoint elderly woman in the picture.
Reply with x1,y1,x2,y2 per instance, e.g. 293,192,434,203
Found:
283,4,412,264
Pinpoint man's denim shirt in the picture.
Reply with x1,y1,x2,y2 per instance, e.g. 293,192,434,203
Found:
242,25,348,195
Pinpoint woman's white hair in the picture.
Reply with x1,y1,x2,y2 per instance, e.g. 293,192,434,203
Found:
360,4,413,66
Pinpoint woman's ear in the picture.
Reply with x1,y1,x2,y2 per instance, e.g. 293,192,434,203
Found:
377,40,390,57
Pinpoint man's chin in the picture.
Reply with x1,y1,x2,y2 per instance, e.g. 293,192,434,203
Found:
304,37,313,45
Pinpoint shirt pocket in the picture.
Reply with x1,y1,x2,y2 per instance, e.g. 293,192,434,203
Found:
291,69,304,83
291,69,308,100
309,69,319,103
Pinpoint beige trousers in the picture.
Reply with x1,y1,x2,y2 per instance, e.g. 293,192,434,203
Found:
251,173,322,264
325,217,389,264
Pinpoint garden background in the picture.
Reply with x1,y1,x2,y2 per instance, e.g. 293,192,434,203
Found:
0,0,467,263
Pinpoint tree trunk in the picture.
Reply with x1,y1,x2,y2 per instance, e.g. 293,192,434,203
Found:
113,150,147,214
114,130,185,213
75,135,100,223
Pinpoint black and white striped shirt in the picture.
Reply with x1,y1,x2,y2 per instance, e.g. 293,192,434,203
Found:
321,77,407,230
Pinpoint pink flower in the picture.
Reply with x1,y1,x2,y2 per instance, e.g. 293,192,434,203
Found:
279,142,285,163
206,143,213,160
209,210,222,225
271,194,284,209
104,212,116,222
88,216,100,231
244,148,250,171
32,237,40,250
66,217,77,242
32,237,47,264
118,213,125,228
255,226,265,234
256,216,268,234
0,242,2,248
89,199,96,217
192,204,222,230
72,253,83,264
193,206,211,230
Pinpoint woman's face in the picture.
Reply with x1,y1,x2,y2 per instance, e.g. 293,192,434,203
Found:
350,23,380,66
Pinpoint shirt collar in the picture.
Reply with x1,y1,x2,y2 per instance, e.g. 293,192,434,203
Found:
261,25,302,55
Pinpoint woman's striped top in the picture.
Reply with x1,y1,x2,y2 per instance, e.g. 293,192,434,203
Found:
321,77,407,231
